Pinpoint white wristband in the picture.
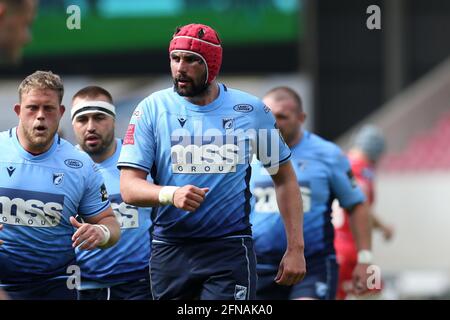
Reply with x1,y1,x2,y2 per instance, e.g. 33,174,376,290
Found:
94,224,111,247
159,186,180,205
357,250,373,264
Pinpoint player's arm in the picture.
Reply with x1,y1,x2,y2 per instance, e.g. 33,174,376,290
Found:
348,202,372,251
347,201,373,294
270,161,306,286
120,167,208,212
330,150,373,295
372,213,394,241
70,207,120,250
349,178,379,245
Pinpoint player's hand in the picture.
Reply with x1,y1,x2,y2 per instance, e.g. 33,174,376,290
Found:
382,225,394,241
352,263,370,295
275,248,306,286
173,185,209,212
70,216,107,250
0,224,4,246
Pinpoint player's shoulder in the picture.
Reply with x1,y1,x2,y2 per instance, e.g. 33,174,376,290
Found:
307,132,345,161
0,129,12,142
225,86,260,103
224,85,268,114
348,153,372,176
141,87,175,105
57,138,96,172
0,128,19,153
147,87,173,98
348,152,369,167
134,87,175,116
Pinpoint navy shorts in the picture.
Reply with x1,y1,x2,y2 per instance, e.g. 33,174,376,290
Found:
150,236,257,300
256,253,338,300
77,276,152,300
2,277,77,300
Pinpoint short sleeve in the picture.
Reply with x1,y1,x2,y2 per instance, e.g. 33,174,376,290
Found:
254,102,291,171
329,148,366,209
78,162,111,218
117,99,156,173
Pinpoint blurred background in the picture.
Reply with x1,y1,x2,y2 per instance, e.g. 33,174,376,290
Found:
1,0,450,299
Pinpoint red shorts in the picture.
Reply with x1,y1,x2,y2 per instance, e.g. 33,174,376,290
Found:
336,248,357,299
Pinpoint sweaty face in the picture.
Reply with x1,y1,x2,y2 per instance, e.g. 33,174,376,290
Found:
72,97,115,157
15,89,64,154
0,0,36,64
170,51,208,97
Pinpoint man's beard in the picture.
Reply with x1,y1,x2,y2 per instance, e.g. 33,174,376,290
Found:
81,134,114,157
174,77,209,97
83,142,106,156
24,126,56,152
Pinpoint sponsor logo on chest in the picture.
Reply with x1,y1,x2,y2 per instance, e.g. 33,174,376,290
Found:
0,187,64,227
170,135,239,174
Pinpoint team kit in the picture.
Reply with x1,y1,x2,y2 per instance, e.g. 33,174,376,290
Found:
0,23,378,300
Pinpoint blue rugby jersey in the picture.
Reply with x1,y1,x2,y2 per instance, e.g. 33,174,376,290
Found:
76,139,152,285
0,128,110,284
251,131,365,264
118,84,291,241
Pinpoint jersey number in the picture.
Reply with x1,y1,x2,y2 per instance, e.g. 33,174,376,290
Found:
254,186,311,213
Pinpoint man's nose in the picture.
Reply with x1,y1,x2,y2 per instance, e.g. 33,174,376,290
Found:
87,118,96,131
176,59,188,74
36,108,45,119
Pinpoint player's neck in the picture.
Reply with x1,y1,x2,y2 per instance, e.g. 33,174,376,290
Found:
287,130,303,148
91,140,117,163
184,82,219,106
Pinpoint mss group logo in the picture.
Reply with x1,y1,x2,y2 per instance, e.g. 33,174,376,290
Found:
0,187,64,227
170,134,240,174
169,127,283,174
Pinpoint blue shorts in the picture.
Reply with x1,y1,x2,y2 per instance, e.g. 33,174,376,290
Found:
77,276,152,300
150,236,257,300
256,253,338,300
1,277,77,300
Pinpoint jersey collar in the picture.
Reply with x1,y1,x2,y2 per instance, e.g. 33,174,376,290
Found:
12,126,59,161
173,83,225,113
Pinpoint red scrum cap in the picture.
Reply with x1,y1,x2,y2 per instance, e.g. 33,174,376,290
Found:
169,23,222,84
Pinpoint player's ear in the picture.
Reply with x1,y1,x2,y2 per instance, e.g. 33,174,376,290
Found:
14,104,21,117
298,111,307,124
59,105,66,116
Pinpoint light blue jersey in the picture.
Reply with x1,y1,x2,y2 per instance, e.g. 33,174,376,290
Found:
0,128,110,284
251,131,365,263
76,139,152,285
118,84,291,241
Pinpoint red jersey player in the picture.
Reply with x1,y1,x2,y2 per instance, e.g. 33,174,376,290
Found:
333,125,394,299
